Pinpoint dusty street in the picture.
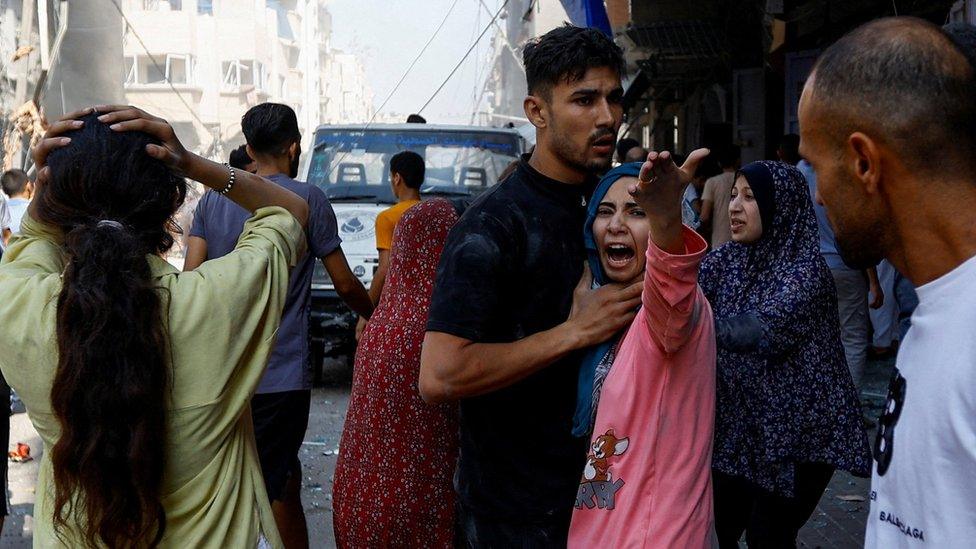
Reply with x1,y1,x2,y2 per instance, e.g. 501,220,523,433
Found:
1,356,891,548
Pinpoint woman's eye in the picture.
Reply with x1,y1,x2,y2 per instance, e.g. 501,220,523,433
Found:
630,209,646,217
597,208,613,216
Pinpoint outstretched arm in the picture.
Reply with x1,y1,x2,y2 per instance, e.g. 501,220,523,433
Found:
629,149,710,354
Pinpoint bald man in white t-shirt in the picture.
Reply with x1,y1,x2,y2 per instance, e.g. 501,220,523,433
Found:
800,18,976,547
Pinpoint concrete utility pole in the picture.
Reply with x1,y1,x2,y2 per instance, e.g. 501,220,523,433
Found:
13,0,35,107
41,0,125,118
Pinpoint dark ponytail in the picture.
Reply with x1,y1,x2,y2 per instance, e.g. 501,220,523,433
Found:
37,113,186,547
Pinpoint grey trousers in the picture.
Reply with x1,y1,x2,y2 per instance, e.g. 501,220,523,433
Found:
869,260,900,348
831,269,868,387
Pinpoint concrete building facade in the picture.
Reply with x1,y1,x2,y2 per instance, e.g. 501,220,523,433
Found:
321,51,375,124
120,0,373,159
481,0,569,125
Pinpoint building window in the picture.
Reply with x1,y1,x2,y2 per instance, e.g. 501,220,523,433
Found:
124,56,136,86
268,0,295,40
672,115,680,151
142,56,167,85
166,54,191,84
125,54,194,86
197,0,213,15
221,60,269,92
143,0,182,10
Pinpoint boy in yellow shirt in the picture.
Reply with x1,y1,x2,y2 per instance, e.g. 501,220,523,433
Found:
357,151,424,337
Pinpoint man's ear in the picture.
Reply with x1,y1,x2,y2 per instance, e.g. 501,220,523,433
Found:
289,141,300,159
848,132,882,195
245,144,257,161
524,94,548,129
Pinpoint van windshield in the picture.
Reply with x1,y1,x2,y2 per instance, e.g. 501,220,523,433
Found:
307,128,522,203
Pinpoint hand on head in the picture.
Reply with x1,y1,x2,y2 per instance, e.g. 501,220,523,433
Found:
32,105,190,191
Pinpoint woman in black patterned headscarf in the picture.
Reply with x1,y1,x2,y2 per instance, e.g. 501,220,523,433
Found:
699,160,871,548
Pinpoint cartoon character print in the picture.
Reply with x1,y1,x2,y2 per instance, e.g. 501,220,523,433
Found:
576,429,630,511
583,429,630,483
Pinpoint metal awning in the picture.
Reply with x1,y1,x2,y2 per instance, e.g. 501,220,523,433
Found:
625,20,725,89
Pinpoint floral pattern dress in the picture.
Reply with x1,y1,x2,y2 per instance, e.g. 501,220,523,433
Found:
333,199,460,548
698,161,871,497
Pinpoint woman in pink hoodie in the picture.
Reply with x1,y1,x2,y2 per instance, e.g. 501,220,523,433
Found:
568,150,717,548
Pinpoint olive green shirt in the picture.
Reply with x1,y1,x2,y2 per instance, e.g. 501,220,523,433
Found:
0,207,305,548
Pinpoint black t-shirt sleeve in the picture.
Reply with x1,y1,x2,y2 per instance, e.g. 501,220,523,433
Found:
427,210,513,342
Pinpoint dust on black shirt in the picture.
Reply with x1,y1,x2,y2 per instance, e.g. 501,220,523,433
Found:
427,156,594,522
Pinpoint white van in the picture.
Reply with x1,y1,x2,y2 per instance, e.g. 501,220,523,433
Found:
300,123,525,377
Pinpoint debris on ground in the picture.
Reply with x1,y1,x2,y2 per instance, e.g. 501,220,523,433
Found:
8,442,32,462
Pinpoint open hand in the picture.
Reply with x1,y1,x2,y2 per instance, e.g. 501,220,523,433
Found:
630,148,710,217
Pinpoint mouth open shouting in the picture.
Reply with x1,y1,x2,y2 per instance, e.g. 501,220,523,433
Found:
605,242,636,270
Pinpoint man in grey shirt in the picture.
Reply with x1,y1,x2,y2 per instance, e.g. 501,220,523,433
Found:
185,103,372,548
700,145,739,249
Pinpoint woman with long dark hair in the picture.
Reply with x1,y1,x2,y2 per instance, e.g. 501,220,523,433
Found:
699,161,870,547
0,106,309,548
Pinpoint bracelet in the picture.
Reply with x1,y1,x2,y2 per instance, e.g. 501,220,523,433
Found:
217,163,236,195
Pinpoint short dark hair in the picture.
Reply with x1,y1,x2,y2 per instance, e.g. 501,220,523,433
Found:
241,103,301,156
523,24,625,99
1,169,29,196
228,145,253,171
390,151,425,189
810,17,976,173
616,137,640,163
406,114,427,124
778,134,801,164
717,144,741,168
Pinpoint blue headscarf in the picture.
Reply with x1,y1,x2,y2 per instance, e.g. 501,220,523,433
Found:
572,162,643,437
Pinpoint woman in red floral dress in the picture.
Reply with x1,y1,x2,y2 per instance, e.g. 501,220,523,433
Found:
333,198,461,548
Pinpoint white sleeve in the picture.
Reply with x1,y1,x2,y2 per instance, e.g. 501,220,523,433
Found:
0,198,10,229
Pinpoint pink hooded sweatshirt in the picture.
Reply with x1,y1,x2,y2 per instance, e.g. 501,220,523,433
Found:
568,226,716,548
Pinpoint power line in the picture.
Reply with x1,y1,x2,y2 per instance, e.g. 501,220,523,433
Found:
107,0,210,134
324,0,462,176
366,0,462,122
476,0,523,72
418,0,509,115
108,0,225,158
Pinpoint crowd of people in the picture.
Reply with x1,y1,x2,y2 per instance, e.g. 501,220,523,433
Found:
0,14,974,549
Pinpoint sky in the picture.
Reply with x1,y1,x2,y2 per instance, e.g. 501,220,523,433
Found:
325,0,503,125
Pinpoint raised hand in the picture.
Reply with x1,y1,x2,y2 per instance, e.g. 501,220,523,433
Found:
630,148,710,217
630,148,709,254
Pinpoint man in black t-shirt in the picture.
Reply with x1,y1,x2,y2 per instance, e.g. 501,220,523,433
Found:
420,26,641,547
